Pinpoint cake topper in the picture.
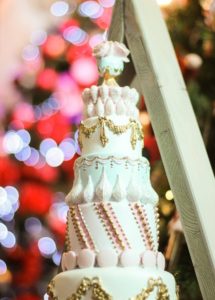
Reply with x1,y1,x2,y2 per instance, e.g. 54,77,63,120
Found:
93,41,130,85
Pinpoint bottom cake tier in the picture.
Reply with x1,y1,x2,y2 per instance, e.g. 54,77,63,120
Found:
47,267,177,300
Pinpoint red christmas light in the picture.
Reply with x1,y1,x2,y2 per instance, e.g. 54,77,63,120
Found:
36,68,58,91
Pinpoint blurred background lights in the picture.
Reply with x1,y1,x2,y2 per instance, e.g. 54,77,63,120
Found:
0,200,12,217
45,147,64,167
47,96,60,110
38,237,56,256
44,294,49,300
1,212,15,222
0,187,7,204
50,1,69,17
74,129,79,142
41,102,54,116
79,1,104,19
15,146,31,162
30,29,47,46
165,190,174,201
0,260,7,275
63,26,88,45
139,111,151,126
5,186,19,212
39,138,57,156
71,57,98,85
17,129,31,146
22,45,40,61
52,202,68,223
0,186,19,219
5,186,19,201
98,0,115,8
89,33,105,48
1,231,16,248
0,223,8,241
157,0,172,6
3,131,24,154
24,148,40,166
25,217,42,235
52,251,61,266
59,138,76,160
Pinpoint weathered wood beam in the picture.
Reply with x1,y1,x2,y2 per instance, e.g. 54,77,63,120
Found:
109,0,215,299
107,0,124,42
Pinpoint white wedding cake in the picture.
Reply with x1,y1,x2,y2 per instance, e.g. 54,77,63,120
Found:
47,41,177,300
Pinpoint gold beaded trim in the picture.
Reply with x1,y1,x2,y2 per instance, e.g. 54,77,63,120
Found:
47,277,171,300
69,277,112,300
106,202,131,249
94,202,127,251
47,277,112,300
131,277,169,300
77,205,97,251
70,207,90,249
130,203,156,251
78,117,143,150
75,156,149,169
154,205,160,247
47,279,57,300
65,213,71,251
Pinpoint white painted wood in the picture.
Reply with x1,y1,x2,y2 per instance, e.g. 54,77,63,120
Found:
108,0,215,299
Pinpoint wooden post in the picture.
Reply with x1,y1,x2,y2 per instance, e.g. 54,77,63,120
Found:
108,1,215,299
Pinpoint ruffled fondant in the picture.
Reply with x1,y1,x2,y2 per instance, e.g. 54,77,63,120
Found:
93,41,130,63
82,85,139,119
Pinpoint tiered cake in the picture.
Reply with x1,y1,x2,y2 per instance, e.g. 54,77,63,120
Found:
47,41,177,300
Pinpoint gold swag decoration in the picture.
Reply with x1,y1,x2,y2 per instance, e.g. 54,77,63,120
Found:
47,277,171,300
47,277,112,300
78,117,143,150
132,277,169,300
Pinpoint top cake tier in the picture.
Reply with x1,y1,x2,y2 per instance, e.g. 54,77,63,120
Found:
78,41,143,159
82,85,139,119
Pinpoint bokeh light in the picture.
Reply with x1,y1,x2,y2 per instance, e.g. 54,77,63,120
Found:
0,223,8,241
22,45,40,61
5,186,19,212
89,33,105,48
0,260,7,275
52,251,61,265
79,1,104,19
59,138,76,161
25,217,42,235
63,26,88,45
40,138,57,156
51,202,68,223
38,237,56,256
13,102,35,128
50,1,69,17
37,68,58,91
17,129,31,146
45,147,64,167
24,148,40,166
1,231,16,248
71,57,98,86
98,0,115,7
15,146,31,162
165,190,174,200
42,35,66,58
0,186,19,221
3,131,24,154
30,29,47,46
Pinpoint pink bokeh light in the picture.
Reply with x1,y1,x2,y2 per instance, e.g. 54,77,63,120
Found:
70,56,98,86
